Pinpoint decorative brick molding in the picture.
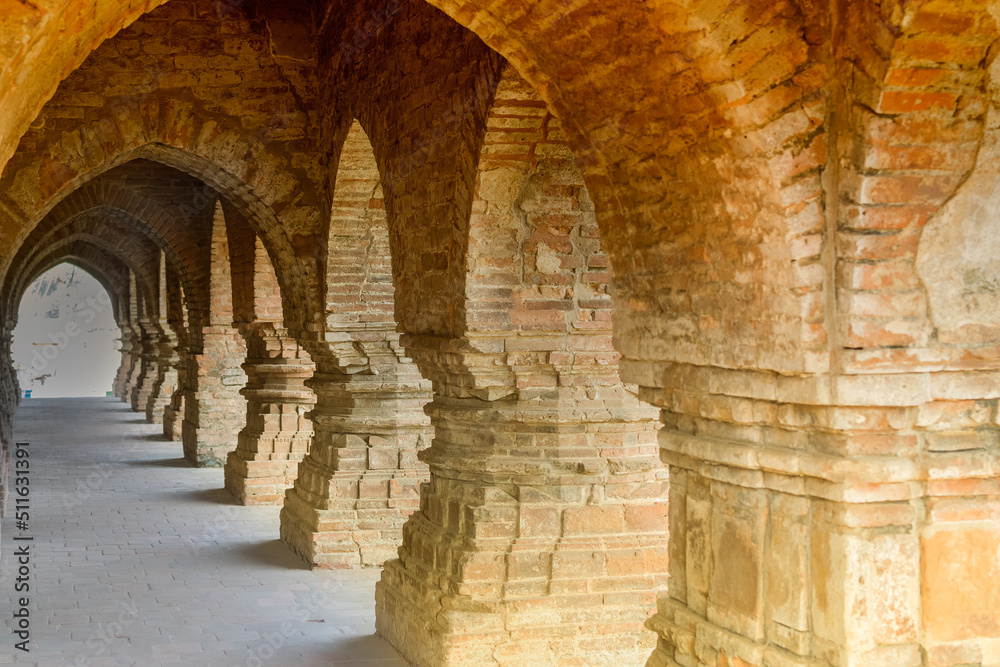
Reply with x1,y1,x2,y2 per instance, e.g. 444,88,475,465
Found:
631,363,1000,667
130,321,161,414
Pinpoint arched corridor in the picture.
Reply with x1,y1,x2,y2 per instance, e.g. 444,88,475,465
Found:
0,0,998,665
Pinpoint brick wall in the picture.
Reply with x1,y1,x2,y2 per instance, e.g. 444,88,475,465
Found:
0,0,998,665
324,121,394,334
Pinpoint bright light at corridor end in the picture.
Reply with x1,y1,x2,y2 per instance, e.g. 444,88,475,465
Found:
12,263,121,398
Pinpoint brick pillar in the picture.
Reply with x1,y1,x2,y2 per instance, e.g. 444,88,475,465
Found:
181,202,247,467
631,366,1000,667
130,321,160,412
224,323,315,504
279,118,434,566
113,324,139,399
162,355,186,441
162,266,188,440
121,326,144,403
163,317,188,441
145,325,179,424
119,275,143,402
0,330,17,446
144,252,179,423
374,336,668,665
279,337,433,568
180,327,247,466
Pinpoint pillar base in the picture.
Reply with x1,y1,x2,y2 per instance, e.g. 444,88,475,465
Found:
180,327,247,467
146,382,174,424
182,420,234,467
131,370,156,413
163,398,183,440
224,426,311,505
280,452,425,568
376,524,662,667
644,598,828,667
224,454,300,505
371,390,668,667
277,351,434,568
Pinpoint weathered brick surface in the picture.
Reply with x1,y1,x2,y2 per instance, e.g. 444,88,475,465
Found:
114,325,139,400
0,0,998,665
118,276,144,404
224,236,316,505
409,0,834,377
626,361,1000,667
144,253,179,423
316,0,504,340
838,0,999,376
377,389,667,666
280,116,435,567
374,66,669,664
161,261,189,439
0,0,172,176
130,320,162,412
181,202,247,467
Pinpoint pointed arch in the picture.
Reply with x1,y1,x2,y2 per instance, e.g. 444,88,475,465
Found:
3,180,205,332
323,120,395,335
7,212,166,330
11,226,157,327
20,244,130,326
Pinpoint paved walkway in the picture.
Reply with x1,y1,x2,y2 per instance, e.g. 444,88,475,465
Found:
0,398,407,666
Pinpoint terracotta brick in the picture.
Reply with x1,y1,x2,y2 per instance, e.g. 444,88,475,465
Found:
1,1,1000,666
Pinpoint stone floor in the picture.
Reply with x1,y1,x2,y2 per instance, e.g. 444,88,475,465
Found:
0,397,408,666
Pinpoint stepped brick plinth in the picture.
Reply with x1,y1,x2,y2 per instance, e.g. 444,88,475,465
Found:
145,327,179,424
114,328,139,399
625,362,1000,667
162,387,185,441
162,344,187,441
375,386,668,666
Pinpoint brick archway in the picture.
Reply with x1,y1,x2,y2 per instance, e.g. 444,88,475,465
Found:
1,0,832,377
9,219,159,318
3,184,198,336
19,243,131,327
0,103,325,341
